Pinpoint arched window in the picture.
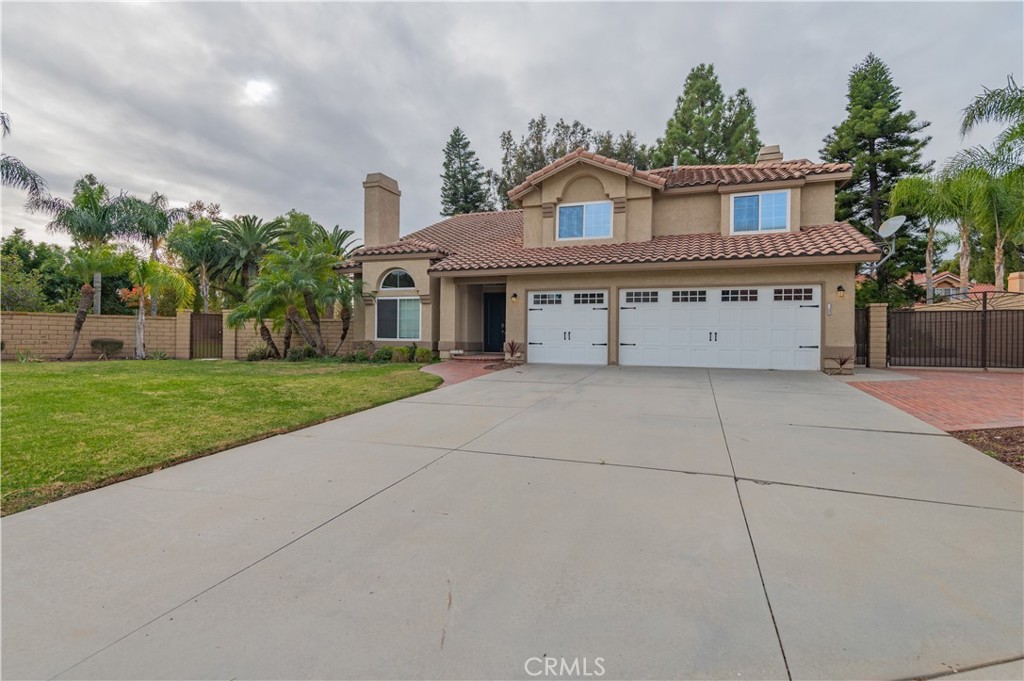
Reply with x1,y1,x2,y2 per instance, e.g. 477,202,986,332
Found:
381,269,415,289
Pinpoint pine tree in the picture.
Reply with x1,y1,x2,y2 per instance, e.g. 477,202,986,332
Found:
440,127,494,216
821,53,932,295
652,64,762,168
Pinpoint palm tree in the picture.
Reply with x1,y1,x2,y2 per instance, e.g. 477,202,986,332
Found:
166,218,226,313
213,215,285,291
890,175,952,304
226,297,284,359
38,174,136,314
306,225,359,319
956,75,1024,173
0,112,47,205
62,246,129,359
972,167,1024,290
131,192,189,316
937,168,986,296
125,258,195,359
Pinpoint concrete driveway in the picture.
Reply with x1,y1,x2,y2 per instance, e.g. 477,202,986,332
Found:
3,366,1022,680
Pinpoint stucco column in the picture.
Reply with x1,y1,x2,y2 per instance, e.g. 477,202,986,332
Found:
438,277,457,358
868,303,888,368
221,310,236,360
175,310,192,359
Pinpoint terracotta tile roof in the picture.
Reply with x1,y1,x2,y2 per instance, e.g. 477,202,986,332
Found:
649,159,852,189
507,148,667,200
352,236,450,257
399,210,878,273
969,283,997,293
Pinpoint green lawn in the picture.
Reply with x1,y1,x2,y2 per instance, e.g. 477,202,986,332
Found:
1,360,442,515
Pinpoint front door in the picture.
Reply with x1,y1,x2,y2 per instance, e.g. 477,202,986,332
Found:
483,292,506,353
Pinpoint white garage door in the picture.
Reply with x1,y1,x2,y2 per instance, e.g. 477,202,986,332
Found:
619,286,822,370
527,290,609,365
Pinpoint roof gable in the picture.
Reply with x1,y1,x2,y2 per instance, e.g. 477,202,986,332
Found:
507,148,666,201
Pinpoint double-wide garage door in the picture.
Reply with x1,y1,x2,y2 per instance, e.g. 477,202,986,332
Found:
527,286,822,370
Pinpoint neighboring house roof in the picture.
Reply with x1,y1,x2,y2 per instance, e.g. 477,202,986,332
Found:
969,283,997,293
649,160,852,189
351,211,878,274
911,271,961,287
507,148,667,201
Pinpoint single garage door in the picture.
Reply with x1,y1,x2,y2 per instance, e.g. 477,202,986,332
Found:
619,285,822,370
527,290,609,365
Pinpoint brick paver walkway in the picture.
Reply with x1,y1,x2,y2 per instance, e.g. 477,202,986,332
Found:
420,360,500,386
849,370,1024,431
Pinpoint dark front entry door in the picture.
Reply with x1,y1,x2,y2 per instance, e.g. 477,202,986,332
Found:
483,292,506,353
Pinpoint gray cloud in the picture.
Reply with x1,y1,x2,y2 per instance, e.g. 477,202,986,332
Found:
2,2,1020,247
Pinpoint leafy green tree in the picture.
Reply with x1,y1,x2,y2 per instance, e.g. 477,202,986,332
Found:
166,218,229,312
0,112,47,206
651,64,762,168
821,53,932,297
494,115,651,208
0,229,77,310
213,215,285,292
1,253,47,312
125,257,194,359
441,127,494,216
36,174,138,314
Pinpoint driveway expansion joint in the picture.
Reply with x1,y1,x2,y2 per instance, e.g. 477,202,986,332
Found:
709,369,793,681
891,654,1024,681
788,423,952,437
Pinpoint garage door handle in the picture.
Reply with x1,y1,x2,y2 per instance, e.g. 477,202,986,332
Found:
619,342,636,346
528,342,543,346
592,343,607,346
800,304,820,308
594,307,608,310
620,306,636,310
799,345,819,349
529,307,543,311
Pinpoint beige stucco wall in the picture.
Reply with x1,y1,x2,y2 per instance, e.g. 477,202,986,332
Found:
801,182,837,225
1,312,178,360
651,192,720,235
356,257,434,346
225,316,357,359
498,263,857,368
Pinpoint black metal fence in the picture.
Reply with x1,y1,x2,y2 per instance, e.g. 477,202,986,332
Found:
190,313,223,359
888,306,1024,368
854,308,869,365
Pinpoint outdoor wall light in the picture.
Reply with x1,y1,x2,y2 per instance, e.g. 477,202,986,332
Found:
511,293,519,303
836,285,846,298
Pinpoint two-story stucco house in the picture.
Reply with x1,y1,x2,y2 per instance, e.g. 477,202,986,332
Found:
340,145,880,370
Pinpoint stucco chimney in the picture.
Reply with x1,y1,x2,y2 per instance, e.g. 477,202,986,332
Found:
1008,271,1024,293
363,173,401,247
755,145,784,163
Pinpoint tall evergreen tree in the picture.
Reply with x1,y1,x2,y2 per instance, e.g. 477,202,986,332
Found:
440,127,494,216
652,64,762,168
821,53,932,294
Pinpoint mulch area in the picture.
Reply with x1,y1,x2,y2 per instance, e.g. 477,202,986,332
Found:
950,427,1024,473
420,360,501,386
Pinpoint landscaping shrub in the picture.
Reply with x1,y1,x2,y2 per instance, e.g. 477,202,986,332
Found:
414,347,433,363
246,343,272,362
353,349,371,362
90,338,124,359
338,352,356,363
371,346,393,363
286,345,318,362
391,347,411,363
148,349,169,360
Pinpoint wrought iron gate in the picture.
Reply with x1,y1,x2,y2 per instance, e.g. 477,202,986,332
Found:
190,313,223,359
854,308,869,365
888,297,1024,368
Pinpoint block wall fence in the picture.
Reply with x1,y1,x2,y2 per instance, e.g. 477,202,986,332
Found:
1,310,356,361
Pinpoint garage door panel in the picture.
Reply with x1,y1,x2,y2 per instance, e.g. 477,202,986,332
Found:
528,290,608,365
619,286,822,370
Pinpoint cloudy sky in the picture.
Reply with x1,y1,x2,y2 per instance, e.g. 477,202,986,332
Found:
2,2,1020,247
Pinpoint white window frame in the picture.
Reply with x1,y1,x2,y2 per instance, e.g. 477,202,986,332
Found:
556,200,614,241
380,269,416,290
375,296,421,341
729,190,790,234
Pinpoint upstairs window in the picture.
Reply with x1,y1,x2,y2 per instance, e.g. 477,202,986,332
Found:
381,269,415,289
557,201,613,240
731,191,789,233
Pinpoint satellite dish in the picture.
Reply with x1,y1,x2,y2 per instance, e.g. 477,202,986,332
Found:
878,215,907,239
